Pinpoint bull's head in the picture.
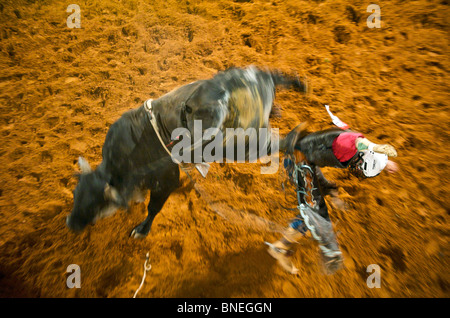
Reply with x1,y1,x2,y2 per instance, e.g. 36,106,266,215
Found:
66,157,122,233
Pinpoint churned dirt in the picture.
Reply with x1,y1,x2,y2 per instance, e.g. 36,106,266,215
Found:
0,0,449,298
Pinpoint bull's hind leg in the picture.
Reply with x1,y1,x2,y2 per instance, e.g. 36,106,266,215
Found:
130,167,180,239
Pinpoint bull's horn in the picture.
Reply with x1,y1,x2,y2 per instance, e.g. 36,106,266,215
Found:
104,183,121,203
78,156,92,174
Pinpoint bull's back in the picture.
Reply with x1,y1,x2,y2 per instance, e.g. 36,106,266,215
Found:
218,67,276,130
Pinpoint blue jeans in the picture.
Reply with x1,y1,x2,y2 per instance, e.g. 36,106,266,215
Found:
289,217,308,234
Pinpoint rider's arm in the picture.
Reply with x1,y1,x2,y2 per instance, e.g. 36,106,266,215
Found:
355,137,398,157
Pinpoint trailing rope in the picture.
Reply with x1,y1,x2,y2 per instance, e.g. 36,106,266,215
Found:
132,252,152,298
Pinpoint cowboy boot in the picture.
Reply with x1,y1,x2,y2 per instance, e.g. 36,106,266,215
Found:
280,122,310,156
267,226,304,274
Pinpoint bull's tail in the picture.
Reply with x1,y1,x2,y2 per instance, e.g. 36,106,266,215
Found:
270,70,309,94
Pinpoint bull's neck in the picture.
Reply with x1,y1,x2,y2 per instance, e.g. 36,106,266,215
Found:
150,98,184,146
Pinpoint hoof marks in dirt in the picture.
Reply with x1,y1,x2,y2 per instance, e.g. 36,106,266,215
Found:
232,172,254,194
170,240,183,260
40,150,53,163
375,198,384,206
345,5,361,24
333,26,351,44
379,246,407,272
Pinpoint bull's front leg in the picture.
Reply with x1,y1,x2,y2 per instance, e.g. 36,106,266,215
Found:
130,188,173,238
130,167,180,239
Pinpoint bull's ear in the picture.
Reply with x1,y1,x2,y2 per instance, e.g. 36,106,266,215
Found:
104,183,121,204
78,156,92,174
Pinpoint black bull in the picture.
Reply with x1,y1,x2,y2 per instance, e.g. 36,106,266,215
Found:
66,66,307,238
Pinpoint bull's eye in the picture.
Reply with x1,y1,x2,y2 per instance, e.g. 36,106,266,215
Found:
185,105,192,114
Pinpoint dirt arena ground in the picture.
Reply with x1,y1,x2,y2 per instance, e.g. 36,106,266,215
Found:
0,0,448,298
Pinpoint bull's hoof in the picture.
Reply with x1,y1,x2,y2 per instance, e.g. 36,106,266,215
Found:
130,226,149,239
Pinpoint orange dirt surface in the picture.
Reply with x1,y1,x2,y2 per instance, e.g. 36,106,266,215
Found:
0,0,449,298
